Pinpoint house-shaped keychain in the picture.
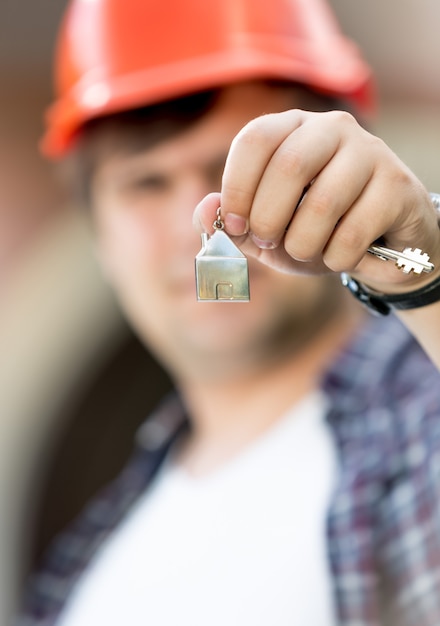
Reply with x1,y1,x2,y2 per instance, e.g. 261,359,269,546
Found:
195,229,250,302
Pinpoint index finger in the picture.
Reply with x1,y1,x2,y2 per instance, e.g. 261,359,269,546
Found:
221,109,306,220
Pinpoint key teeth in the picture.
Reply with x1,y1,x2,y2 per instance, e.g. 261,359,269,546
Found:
403,247,429,261
403,246,420,255
396,259,422,275
369,243,433,274
401,247,431,273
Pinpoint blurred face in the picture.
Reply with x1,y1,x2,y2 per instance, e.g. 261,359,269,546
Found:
91,82,345,382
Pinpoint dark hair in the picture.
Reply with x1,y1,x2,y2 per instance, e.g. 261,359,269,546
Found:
61,89,220,206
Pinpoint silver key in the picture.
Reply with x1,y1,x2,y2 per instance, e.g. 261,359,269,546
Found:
367,244,434,275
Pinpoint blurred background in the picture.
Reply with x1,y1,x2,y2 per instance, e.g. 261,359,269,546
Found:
0,0,439,623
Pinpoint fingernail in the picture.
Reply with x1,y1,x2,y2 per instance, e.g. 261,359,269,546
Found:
250,232,280,250
224,213,248,236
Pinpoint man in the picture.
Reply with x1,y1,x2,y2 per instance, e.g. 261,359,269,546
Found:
19,0,440,624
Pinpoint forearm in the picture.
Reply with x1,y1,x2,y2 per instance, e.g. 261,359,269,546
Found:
396,302,440,369
385,193,440,369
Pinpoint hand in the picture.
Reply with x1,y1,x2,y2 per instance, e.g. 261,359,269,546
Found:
194,109,440,293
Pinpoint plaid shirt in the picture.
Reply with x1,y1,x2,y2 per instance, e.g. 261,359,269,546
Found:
18,315,440,626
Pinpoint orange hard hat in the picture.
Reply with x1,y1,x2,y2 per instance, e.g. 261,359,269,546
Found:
42,0,376,157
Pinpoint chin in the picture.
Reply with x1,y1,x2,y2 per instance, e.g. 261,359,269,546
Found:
130,270,342,378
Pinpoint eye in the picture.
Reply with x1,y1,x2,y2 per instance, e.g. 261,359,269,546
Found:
129,174,171,193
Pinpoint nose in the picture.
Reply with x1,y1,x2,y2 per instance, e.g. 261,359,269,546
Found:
174,175,214,228
169,175,214,251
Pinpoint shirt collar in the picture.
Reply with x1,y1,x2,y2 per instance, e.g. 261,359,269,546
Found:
135,315,413,452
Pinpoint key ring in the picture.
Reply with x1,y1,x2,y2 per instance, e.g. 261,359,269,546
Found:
213,207,225,231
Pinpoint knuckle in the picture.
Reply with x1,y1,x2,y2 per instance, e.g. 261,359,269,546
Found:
308,187,334,219
366,134,390,159
334,226,365,252
327,109,357,127
323,229,365,272
234,114,274,147
273,146,304,178
389,164,415,190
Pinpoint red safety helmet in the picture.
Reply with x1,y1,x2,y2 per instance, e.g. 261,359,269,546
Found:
42,0,376,157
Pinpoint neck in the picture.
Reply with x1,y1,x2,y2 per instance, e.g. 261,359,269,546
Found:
175,303,365,475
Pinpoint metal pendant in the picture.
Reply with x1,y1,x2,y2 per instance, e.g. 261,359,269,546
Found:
195,209,250,302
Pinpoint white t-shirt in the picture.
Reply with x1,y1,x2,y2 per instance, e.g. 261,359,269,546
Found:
58,390,339,626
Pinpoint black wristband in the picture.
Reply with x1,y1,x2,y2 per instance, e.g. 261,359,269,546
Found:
341,272,440,316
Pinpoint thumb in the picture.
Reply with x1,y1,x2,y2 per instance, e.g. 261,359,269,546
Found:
193,192,221,234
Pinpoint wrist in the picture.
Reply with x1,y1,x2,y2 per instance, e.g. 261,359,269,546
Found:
341,272,440,316
341,192,440,316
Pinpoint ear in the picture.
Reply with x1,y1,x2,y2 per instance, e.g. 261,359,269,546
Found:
90,233,118,287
